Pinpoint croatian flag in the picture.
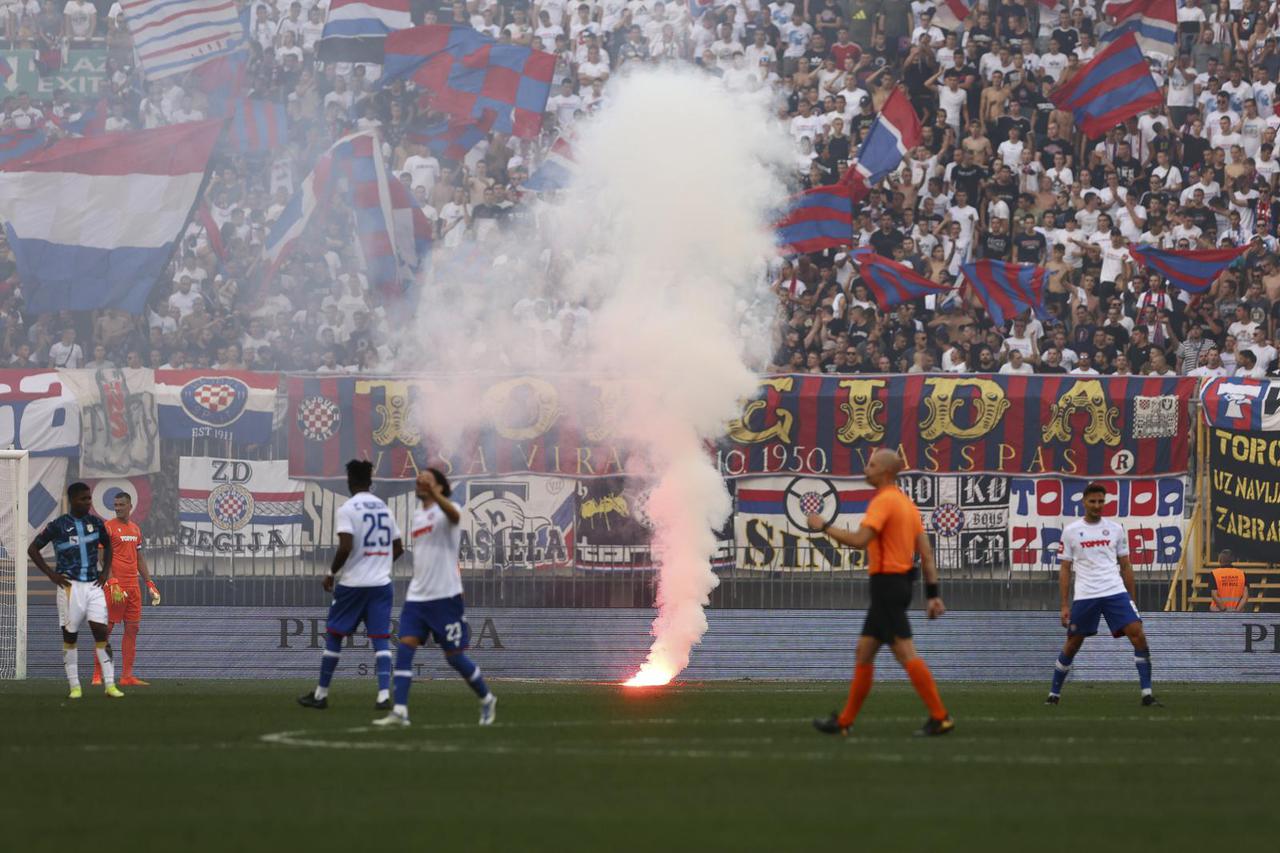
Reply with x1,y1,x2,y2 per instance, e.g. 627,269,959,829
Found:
1101,0,1177,58
156,370,279,444
121,0,247,82
0,121,222,315
1050,31,1163,138
842,88,922,202
933,0,979,30
1128,243,1251,294
319,0,412,63
774,186,853,254
959,260,1050,327
857,253,949,309
0,129,47,168
524,134,575,192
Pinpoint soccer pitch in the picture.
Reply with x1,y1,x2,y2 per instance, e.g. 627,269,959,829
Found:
2,681,1276,852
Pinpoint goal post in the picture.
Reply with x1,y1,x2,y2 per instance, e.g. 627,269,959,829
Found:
0,449,29,680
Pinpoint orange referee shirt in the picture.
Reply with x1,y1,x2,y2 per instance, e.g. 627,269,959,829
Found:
105,518,143,586
861,485,923,574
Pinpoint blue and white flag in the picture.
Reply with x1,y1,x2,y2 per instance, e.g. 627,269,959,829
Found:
178,457,304,557
1101,0,1178,58
121,0,247,82
0,121,222,315
318,0,412,62
524,135,575,192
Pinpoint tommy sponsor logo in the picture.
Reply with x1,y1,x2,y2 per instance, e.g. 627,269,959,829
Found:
1079,539,1111,548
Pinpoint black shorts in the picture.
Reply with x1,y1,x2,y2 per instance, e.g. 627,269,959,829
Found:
862,573,914,642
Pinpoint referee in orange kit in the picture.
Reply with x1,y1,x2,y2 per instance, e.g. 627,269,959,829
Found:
808,449,954,737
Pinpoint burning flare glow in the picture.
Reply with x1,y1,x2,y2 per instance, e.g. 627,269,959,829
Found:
623,662,676,688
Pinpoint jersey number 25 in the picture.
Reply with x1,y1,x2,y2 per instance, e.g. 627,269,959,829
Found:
362,513,391,547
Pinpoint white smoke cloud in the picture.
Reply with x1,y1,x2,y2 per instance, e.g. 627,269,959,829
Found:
404,67,792,683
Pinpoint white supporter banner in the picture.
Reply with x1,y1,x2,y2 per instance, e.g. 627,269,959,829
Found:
458,475,575,571
177,458,304,557
57,368,160,478
1008,477,1188,571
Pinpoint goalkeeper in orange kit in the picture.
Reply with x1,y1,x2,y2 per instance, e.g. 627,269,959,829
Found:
93,492,160,686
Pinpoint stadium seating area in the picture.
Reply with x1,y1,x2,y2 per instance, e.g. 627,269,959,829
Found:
1,0,1279,377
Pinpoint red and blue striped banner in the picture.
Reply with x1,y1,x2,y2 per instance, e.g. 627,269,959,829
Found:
1050,31,1162,138
857,253,949,309
1128,243,1251,294
774,185,853,254
960,259,1050,327
229,99,289,152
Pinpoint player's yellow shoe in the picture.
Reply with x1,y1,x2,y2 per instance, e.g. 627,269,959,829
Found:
104,685,125,698
68,685,83,700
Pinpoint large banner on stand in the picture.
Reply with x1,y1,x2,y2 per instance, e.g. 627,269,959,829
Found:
1206,428,1280,560
1008,477,1188,570
178,458,305,557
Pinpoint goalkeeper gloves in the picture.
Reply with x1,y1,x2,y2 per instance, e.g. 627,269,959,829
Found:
107,579,129,605
148,582,161,606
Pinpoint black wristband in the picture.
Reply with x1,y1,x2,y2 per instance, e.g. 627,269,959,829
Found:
926,583,941,599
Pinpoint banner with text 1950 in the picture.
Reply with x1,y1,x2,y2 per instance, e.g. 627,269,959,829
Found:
1208,428,1280,561
716,374,1194,478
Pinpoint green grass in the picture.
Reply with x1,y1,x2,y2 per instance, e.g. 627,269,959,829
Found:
2,680,1277,852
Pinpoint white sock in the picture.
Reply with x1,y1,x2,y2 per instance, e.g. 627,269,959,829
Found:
377,689,389,703
314,686,328,700
1141,687,1152,696
482,693,495,703
95,644,115,687
63,645,79,688
392,703,408,717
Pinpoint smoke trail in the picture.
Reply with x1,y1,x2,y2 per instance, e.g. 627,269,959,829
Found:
558,71,790,684
406,68,791,684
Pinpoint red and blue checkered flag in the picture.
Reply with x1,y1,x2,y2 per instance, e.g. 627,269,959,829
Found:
383,25,554,139
1050,31,1162,138
960,260,1050,328
1128,243,1251,294
404,113,491,161
229,100,289,152
774,185,853,254
857,253,950,310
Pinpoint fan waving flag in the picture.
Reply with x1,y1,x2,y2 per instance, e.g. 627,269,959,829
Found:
774,186,853,254
524,134,575,192
318,0,412,62
960,260,1050,328
122,0,247,82
1101,0,1177,58
857,253,950,309
264,130,431,305
1129,243,1251,294
1049,31,1162,138
0,121,222,315
841,88,922,202
382,25,554,139
933,0,979,30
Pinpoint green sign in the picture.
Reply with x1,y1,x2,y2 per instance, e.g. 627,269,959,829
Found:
1,49,108,100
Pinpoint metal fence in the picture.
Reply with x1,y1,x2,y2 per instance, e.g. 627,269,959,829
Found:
140,545,1177,613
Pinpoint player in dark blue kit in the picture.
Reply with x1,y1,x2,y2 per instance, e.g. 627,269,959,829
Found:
27,482,124,699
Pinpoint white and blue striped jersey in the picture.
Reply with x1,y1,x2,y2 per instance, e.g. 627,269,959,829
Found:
334,491,401,587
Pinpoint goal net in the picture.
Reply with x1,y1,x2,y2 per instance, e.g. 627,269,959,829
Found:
0,450,28,679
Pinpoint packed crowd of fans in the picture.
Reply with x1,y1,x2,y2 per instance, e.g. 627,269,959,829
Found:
1,0,1279,379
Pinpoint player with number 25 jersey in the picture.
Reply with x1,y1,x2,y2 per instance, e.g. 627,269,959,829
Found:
298,460,404,712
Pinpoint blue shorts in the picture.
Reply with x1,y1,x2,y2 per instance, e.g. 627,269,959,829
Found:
326,583,394,639
399,595,470,652
1068,592,1142,638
